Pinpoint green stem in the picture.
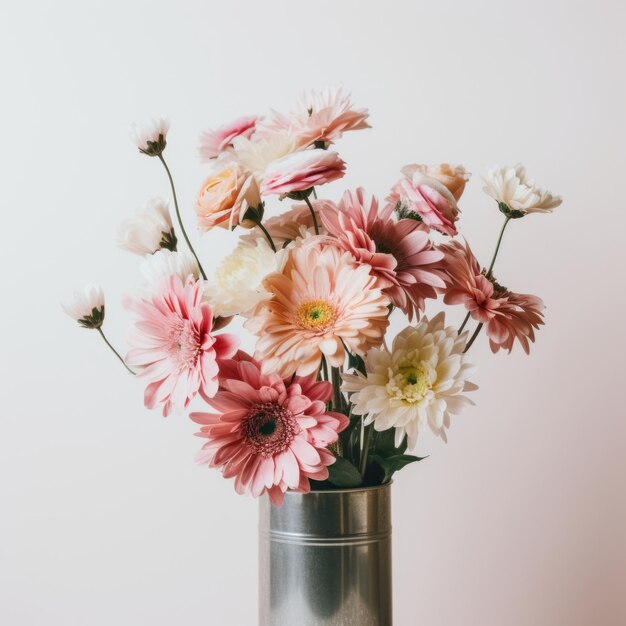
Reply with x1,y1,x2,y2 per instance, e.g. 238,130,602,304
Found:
360,423,374,477
458,311,471,335
331,366,343,412
321,357,329,382
486,216,511,278
312,187,318,199
463,323,484,353
158,154,207,280
98,328,135,375
256,221,277,252
303,195,320,235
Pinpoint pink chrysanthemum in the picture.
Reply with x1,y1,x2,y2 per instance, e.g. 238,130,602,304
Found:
440,239,545,353
245,241,390,377
319,188,446,320
191,353,348,505
262,85,370,148
198,115,260,161
126,275,239,416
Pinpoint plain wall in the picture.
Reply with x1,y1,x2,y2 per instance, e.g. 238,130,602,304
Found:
1,1,625,624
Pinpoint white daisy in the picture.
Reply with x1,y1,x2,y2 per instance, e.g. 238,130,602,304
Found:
117,197,176,255
483,164,562,215
342,313,477,448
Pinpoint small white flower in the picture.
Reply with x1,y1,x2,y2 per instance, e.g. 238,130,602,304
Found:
62,284,105,329
205,238,279,317
140,249,200,292
483,164,562,215
117,197,176,255
342,312,477,448
129,116,170,156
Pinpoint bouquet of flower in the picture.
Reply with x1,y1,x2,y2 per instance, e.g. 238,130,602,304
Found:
64,87,561,505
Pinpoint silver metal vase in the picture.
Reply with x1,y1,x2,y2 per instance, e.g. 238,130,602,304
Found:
259,483,392,626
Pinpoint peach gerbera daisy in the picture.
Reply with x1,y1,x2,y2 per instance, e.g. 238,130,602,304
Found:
245,241,390,377
125,275,239,416
191,353,348,505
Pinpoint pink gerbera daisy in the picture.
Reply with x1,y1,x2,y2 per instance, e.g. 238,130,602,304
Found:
245,240,390,377
319,188,446,320
126,275,239,416
440,239,545,353
191,353,348,505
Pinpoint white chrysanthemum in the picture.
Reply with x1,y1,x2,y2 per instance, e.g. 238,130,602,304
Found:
483,164,562,215
62,283,105,328
342,312,477,448
206,238,279,317
117,198,176,255
140,249,200,292
230,130,299,177
129,116,170,156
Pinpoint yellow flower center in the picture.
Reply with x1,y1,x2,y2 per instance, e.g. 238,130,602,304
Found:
386,352,432,404
295,299,336,330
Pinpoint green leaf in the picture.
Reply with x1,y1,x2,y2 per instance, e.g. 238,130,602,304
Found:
371,454,426,483
373,429,407,458
338,415,360,461
326,456,363,488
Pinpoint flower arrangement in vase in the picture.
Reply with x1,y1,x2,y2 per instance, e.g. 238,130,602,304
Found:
64,86,561,625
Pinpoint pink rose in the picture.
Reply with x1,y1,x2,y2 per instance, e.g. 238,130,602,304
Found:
387,164,468,236
198,116,260,161
402,163,470,201
195,164,261,231
261,149,346,196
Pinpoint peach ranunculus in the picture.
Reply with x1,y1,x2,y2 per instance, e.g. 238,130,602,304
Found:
387,164,470,236
261,149,346,197
195,164,261,232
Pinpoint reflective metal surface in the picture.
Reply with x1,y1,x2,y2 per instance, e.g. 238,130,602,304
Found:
259,484,392,626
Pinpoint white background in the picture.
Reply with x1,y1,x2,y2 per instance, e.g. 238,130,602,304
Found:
2,1,625,624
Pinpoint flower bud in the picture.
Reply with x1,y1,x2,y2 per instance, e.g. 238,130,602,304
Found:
62,284,105,329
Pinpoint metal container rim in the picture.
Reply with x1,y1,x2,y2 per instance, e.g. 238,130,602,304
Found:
282,481,393,497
